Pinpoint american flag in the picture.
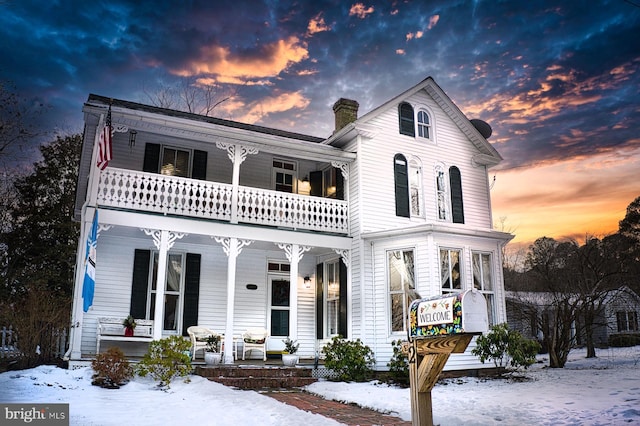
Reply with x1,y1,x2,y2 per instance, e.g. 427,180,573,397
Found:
96,104,112,170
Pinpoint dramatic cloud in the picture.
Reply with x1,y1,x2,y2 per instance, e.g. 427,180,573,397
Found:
171,37,309,85
0,0,638,248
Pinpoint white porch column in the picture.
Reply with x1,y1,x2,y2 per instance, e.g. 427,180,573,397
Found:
216,142,258,224
142,229,185,339
68,207,95,360
277,244,311,340
215,237,253,364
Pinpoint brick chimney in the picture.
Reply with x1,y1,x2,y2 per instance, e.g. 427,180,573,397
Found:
332,98,359,133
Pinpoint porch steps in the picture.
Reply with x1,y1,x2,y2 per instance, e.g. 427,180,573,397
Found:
194,365,318,390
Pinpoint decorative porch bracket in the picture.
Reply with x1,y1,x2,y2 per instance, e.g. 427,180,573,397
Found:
403,334,474,426
331,161,349,182
216,142,259,224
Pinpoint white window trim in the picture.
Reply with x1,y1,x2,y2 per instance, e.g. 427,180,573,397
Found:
324,259,340,338
439,247,462,294
414,105,436,144
409,157,424,218
435,163,451,222
147,251,186,335
387,247,416,335
472,251,496,325
160,145,192,177
272,158,298,193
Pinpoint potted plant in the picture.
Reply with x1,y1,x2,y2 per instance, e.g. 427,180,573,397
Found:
204,334,222,365
122,315,137,337
281,337,299,367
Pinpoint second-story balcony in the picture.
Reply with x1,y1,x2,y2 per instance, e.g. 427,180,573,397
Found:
95,167,349,234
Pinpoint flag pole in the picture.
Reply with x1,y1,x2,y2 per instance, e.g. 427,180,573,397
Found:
66,99,111,361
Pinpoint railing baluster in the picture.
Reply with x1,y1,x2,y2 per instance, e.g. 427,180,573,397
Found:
98,168,347,233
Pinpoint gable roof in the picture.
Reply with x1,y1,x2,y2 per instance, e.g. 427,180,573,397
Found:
325,76,503,166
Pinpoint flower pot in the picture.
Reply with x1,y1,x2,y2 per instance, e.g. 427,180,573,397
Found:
124,327,134,337
282,354,298,367
204,352,222,365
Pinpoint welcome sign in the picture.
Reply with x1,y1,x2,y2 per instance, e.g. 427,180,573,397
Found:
408,290,488,338
416,295,457,327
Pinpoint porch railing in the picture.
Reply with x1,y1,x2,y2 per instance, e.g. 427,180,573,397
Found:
96,167,349,234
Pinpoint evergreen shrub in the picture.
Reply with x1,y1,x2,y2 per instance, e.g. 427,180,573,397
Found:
321,336,375,382
136,335,192,388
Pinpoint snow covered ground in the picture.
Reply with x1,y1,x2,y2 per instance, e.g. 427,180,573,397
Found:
1,346,639,425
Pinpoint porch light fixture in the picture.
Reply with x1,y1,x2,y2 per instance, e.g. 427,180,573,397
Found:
128,130,137,148
304,276,311,289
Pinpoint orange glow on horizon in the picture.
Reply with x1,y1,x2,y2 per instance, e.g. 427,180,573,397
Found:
492,146,640,249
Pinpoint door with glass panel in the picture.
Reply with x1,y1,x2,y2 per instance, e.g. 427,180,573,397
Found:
268,276,290,338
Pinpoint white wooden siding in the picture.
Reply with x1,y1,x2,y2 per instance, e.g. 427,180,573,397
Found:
80,234,324,358
365,233,506,370
357,90,494,233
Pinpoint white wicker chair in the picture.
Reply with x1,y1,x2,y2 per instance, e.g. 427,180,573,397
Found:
187,326,217,360
241,328,269,361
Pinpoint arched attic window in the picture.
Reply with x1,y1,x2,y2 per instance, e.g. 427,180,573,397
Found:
398,102,415,137
417,110,431,139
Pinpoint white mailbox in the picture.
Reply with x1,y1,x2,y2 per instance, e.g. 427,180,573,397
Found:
408,289,488,338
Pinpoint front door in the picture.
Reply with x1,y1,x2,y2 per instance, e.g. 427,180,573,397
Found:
268,275,290,339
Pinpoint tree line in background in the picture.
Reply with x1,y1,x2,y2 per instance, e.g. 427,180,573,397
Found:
503,198,640,367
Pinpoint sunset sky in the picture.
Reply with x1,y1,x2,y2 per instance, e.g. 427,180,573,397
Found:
1,0,639,250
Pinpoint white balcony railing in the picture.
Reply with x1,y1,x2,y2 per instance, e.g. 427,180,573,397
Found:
96,168,349,234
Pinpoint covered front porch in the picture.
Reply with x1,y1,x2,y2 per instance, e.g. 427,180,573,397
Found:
68,206,352,366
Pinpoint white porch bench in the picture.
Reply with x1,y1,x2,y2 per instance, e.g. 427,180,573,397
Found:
96,317,154,354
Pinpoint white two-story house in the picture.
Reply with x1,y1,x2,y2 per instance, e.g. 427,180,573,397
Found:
68,76,513,370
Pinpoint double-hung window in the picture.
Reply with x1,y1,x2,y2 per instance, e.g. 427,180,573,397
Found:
161,147,190,177
440,248,461,293
435,165,465,223
409,159,423,217
617,311,638,332
388,249,416,333
325,260,340,336
473,252,495,325
417,110,431,139
148,252,184,333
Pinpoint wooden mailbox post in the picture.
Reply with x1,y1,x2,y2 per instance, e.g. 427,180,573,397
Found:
405,290,489,426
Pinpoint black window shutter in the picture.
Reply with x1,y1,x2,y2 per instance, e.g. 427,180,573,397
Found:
143,143,161,173
339,261,348,338
182,253,201,336
450,166,465,224
192,150,208,180
399,103,415,137
130,249,151,319
335,167,344,200
316,263,324,339
309,170,323,197
394,154,410,217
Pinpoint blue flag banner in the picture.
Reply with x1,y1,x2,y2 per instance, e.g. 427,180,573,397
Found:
82,210,99,312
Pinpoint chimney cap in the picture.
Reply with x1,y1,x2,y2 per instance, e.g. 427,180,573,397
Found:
333,98,359,111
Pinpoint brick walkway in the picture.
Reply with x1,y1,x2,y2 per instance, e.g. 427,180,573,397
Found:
264,390,411,426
